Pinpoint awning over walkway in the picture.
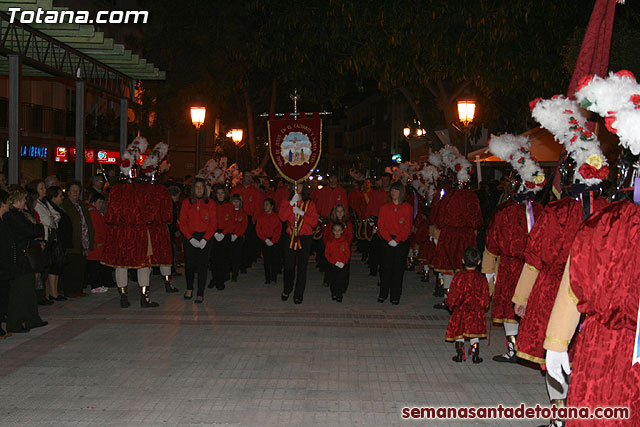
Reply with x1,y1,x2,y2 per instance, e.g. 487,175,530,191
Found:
467,127,563,166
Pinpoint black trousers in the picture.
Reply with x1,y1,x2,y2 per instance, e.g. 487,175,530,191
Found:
0,279,10,322
283,234,312,300
209,236,230,289
230,236,245,279
184,240,212,297
7,273,43,331
63,253,86,295
379,240,410,302
241,217,257,269
326,263,349,298
262,242,279,282
313,238,326,270
86,260,113,289
368,234,382,275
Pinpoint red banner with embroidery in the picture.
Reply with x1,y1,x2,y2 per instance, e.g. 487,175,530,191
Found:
288,201,310,250
268,113,322,183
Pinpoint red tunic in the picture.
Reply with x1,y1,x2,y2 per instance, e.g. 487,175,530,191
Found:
445,269,490,341
323,221,353,245
231,184,263,220
566,201,640,426
87,203,106,261
213,201,234,234
102,182,172,268
278,200,319,236
431,188,482,273
325,236,351,265
228,208,248,237
316,185,348,217
487,200,543,324
274,185,290,212
256,211,282,243
412,214,435,265
178,198,217,241
348,190,365,219
377,202,413,243
516,196,608,364
364,188,389,218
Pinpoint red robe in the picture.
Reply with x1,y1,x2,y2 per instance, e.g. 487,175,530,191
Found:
412,214,435,265
231,184,263,220
445,269,490,341
516,196,608,364
316,185,348,217
87,203,106,261
431,188,482,273
102,182,172,268
566,201,640,426
487,200,543,324
256,211,282,243
348,189,365,219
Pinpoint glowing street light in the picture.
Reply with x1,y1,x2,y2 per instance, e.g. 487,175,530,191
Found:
457,98,476,127
190,105,206,172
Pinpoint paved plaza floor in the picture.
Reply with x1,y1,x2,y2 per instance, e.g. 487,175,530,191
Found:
0,258,548,426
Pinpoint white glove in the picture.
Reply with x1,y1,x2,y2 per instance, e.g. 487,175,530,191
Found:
214,232,224,242
198,239,207,249
388,239,398,247
289,193,299,206
335,262,345,269
485,273,496,284
293,206,305,216
189,238,199,247
231,234,238,242
545,350,571,385
265,238,274,247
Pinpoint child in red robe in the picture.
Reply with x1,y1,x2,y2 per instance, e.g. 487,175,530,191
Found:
325,222,351,302
445,247,490,364
256,198,282,284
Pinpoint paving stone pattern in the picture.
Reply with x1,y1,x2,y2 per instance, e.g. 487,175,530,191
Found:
0,258,547,426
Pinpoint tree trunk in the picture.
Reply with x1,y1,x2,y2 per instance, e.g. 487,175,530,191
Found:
243,87,256,166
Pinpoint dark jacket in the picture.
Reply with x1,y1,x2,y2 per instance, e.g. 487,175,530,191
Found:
3,209,45,276
49,201,73,250
62,198,94,255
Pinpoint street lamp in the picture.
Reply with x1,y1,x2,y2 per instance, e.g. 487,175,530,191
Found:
228,128,243,164
403,126,411,138
190,105,206,172
457,96,476,157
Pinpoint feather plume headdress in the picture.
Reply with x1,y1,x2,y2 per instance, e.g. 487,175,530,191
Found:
488,134,546,192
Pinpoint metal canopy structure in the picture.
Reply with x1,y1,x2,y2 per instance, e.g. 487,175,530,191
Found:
0,0,166,184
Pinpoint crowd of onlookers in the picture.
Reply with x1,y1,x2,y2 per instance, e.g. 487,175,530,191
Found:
0,172,121,337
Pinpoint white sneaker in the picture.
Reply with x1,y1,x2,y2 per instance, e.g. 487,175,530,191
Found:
91,286,108,294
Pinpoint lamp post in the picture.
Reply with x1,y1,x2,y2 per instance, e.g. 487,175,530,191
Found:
229,128,243,165
190,105,206,172
456,97,476,157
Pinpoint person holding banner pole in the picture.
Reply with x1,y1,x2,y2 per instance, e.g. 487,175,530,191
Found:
278,182,318,304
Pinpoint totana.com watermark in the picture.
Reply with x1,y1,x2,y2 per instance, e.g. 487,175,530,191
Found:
7,7,148,25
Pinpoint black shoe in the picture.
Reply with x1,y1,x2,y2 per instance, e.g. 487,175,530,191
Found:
377,297,385,303
50,295,68,302
184,291,193,300
390,300,399,305
332,295,337,301
231,276,238,283
7,326,29,333
335,297,343,303
281,293,289,301
208,280,215,289
38,298,53,306
294,298,302,304
216,284,225,291
433,301,448,310
240,268,247,274
195,296,204,304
